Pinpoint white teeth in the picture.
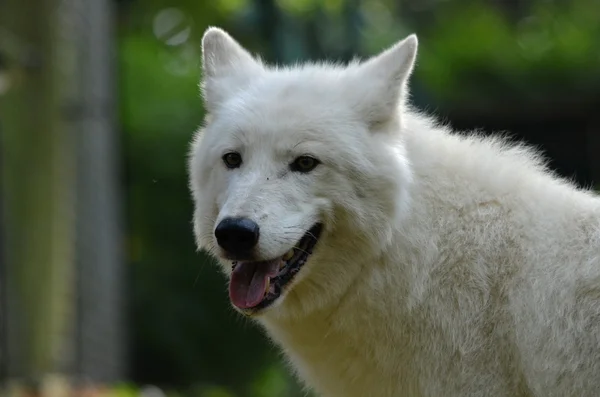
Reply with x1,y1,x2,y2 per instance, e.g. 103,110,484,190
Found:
283,249,294,261
265,278,270,295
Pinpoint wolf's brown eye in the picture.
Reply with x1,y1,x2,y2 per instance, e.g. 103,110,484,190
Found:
290,155,320,173
223,152,242,169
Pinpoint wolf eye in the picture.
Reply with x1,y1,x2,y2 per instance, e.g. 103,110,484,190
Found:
222,152,242,169
290,155,320,173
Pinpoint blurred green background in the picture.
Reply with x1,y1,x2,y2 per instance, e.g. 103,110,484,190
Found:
1,0,599,396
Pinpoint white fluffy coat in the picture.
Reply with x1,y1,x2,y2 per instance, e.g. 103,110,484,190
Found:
189,27,600,397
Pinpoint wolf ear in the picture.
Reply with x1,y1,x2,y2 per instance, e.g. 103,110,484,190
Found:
201,27,264,112
351,34,418,128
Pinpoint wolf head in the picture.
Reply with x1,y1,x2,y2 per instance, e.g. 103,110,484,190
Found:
189,27,417,319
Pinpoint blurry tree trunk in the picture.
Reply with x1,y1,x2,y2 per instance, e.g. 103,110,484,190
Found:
0,0,123,390
1,0,78,382
254,0,281,62
74,0,125,383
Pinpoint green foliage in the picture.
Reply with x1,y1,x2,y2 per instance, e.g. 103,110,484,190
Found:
415,0,600,107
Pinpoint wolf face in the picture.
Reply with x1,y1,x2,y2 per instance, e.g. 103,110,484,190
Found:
189,27,417,318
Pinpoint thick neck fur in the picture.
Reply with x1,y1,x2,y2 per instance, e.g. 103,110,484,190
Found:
258,107,600,397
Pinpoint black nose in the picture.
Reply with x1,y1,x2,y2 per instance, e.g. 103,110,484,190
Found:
214,217,260,256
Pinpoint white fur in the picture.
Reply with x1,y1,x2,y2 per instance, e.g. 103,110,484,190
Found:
189,27,600,397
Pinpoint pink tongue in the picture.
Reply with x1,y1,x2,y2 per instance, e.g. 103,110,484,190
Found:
229,259,280,309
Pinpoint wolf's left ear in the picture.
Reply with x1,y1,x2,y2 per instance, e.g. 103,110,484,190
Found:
351,34,418,127
201,27,264,112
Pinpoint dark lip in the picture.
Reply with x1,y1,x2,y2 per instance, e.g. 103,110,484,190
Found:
232,222,323,314
223,251,255,261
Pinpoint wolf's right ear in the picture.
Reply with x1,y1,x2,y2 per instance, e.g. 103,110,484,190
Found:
201,27,264,112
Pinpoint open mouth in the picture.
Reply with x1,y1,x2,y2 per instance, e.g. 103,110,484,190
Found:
228,223,323,312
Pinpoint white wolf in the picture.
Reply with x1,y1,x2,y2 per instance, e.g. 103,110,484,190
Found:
188,27,600,397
